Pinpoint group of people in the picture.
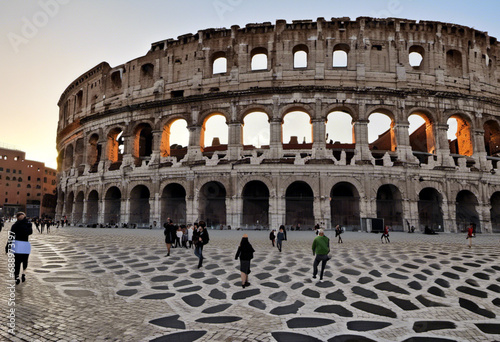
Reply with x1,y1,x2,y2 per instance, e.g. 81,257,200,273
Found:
33,218,55,234
164,219,209,268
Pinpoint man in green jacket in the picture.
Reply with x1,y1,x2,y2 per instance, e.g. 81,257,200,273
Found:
312,229,330,280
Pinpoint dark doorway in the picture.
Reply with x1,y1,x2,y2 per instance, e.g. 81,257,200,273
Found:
242,181,269,229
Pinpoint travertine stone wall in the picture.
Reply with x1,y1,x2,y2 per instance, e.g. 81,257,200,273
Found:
55,17,500,232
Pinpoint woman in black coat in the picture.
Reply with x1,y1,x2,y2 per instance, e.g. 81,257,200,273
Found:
235,234,255,288
163,219,176,256
6,212,33,285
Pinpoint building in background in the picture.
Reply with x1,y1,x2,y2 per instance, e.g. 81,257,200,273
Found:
0,147,57,218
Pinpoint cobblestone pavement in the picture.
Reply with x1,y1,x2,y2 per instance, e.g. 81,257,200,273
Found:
0,224,499,342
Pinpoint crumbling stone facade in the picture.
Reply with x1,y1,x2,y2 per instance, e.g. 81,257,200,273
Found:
56,17,500,233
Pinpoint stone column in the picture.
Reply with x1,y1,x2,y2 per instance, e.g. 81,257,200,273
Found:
404,199,419,231
312,118,327,159
434,123,454,167
120,133,135,167
227,122,243,160
122,197,130,227
150,193,160,227
443,200,456,233
269,118,283,159
82,198,88,225
353,120,372,163
478,202,490,233
149,130,163,166
228,195,242,229
186,125,204,161
472,129,488,170
394,121,419,164
98,198,105,225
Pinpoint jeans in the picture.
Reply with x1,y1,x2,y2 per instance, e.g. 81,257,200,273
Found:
313,254,329,279
194,244,204,266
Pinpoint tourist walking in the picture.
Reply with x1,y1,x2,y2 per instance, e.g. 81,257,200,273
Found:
194,221,209,268
5,212,33,285
175,226,182,248
466,223,474,248
312,229,330,281
381,225,390,243
187,224,194,248
335,224,343,243
269,229,276,247
235,234,255,288
163,219,176,256
276,225,286,252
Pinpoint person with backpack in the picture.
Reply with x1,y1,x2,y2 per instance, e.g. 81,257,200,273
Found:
194,221,209,268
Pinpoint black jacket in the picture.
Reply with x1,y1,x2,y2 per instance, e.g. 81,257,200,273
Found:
163,223,176,244
235,243,255,261
11,218,33,241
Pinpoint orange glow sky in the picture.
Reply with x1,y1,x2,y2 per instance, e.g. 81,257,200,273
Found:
1,0,498,169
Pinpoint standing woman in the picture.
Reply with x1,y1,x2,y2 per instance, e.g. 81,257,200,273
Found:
163,219,176,256
276,225,286,252
195,221,210,268
6,212,33,285
235,234,255,288
335,224,343,244
466,223,474,248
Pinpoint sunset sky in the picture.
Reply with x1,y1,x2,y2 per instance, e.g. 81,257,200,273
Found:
1,0,499,169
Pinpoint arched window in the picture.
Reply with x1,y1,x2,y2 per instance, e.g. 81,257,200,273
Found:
161,119,189,158
368,112,395,151
409,45,425,68
251,48,268,71
333,44,349,68
446,50,463,77
243,112,270,148
293,45,308,68
282,111,312,145
203,114,228,148
212,52,227,74
409,113,436,156
141,63,154,87
447,115,472,156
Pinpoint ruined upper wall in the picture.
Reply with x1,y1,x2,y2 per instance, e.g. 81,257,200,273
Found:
57,16,500,138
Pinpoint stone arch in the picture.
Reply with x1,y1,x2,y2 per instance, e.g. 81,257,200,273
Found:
280,104,314,119
333,43,350,68
211,51,227,74
326,110,355,146
107,126,125,165
456,190,480,232
282,108,313,145
285,181,314,228
323,104,358,122
132,122,153,161
161,183,187,225
201,112,229,149
376,184,403,230
292,44,309,68
242,111,270,148
64,143,74,170
367,108,397,151
104,186,121,226
418,187,444,231
330,181,360,229
129,184,150,227
408,108,437,155
241,180,270,228
446,112,473,156
239,106,272,122
490,191,500,233
87,133,101,170
250,47,268,71
409,45,425,69
160,117,189,157
74,138,84,169
86,190,99,225
483,119,500,157
74,191,85,224
198,181,226,227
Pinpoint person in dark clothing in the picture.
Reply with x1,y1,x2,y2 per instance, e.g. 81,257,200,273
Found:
235,234,255,288
5,212,33,285
381,225,390,243
269,229,276,247
163,219,176,256
335,224,343,243
194,221,209,268
0,217,3,232
276,225,286,252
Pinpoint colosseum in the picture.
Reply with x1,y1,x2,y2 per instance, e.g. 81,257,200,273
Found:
55,17,500,233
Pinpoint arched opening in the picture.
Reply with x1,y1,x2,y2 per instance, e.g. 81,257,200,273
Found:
333,44,349,67
491,192,500,233
86,190,99,225
74,139,84,171
368,112,395,162
243,112,270,148
242,181,269,228
282,111,312,147
74,191,84,225
66,191,74,221
104,187,121,226
161,119,189,159
326,111,355,162
330,182,360,229
418,188,443,231
87,134,101,172
161,183,186,225
133,123,153,165
446,49,463,77
130,185,150,227
111,70,122,89
76,90,83,111
376,184,403,230
251,47,268,71
212,52,227,74
409,45,425,68
107,127,124,170
64,144,74,171
447,115,473,156
285,181,314,228
409,112,436,163
199,181,226,228
141,63,154,88
456,190,480,232
202,114,228,151
293,44,308,68
484,120,500,161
